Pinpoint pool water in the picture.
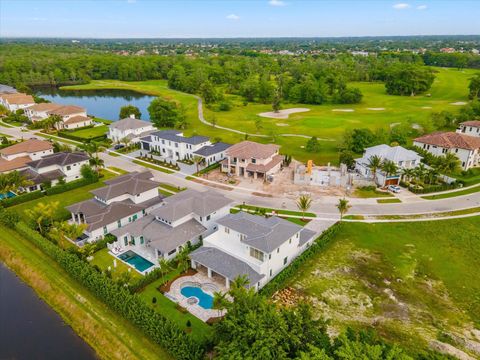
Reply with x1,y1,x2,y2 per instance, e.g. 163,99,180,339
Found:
118,250,154,272
180,286,214,309
0,191,16,200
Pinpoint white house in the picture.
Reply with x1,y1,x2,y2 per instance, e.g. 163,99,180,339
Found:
19,151,90,192
192,142,231,166
457,121,480,138
221,141,283,180
189,211,317,291
355,144,422,186
25,103,92,130
0,139,54,174
140,130,210,161
0,93,35,112
107,116,155,143
414,132,480,170
107,189,232,264
67,171,164,243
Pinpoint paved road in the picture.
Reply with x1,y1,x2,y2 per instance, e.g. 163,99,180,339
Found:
2,122,480,220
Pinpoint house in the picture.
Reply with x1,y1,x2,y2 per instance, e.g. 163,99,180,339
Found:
0,93,35,112
25,103,92,130
107,189,232,263
189,211,317,291
192,142,231,166
0,139,53,173
414,132,480,170
67,171,163,243
294,162,350,187
457,121,480,138
19,152,90,191
140,130,210,161
221,141,283,180
107,116,155,143
0,84,17,94
355,144,422,186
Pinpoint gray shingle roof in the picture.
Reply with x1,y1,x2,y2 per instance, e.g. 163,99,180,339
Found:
190,246,264,287
92,171,160,201
150,189,232,223
298,228,317,247
26,152,89,169
151,130,210,145
0,84,17,94
193,142,231,157
109,118,153,131
216,212,303,253
111,215,206,254
19,168,65,185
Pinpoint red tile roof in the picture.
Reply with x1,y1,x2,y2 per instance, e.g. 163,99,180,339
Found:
414,132,480,150
461,120,480,127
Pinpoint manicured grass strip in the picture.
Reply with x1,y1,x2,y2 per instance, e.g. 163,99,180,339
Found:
0,121,15,128
35,132,80,145
374,207,480,220
377,198,402,204
89,248,141,280
132,159,174,174
353,187,393,198
60,125,108,140
421,185,480,200
108,151,121,157
0,225,171,360
235,204,316,218
106,166,128,175
159,182,186,193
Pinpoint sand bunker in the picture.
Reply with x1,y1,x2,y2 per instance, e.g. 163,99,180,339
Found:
390,122,400,128
276,123,289,127
367,107,385,111
332,109,355,112
258,108,310,119
450,102,467,106
421,106,432,109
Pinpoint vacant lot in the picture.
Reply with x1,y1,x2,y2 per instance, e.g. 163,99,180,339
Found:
64,125,109,140
285,219,480,357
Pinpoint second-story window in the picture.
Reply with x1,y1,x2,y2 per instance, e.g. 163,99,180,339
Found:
225,227,230,234
251,158,256,164
250,247,264,261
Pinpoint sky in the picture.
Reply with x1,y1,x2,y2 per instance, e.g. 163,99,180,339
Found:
1,0,479,38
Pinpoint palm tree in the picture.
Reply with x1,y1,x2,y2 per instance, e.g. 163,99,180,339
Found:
296,194,312,221
231,275,250,290
158,258,171,285
212,291,228,317
175,247,190,273
89,156,104,175
426,167,440,185
401,168,415,183
0,171,33,194
337,198,351,221
440,152,461,174
192,155,203,174
120,136,131,150
367,155,383,185
25,201,59,235
414,163,428,183
381,160,399,187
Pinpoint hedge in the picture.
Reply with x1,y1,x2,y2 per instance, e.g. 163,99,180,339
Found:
260,223,341,297
45,177,98,195
14,222,205,360
407,182,459,194
0,190,44,208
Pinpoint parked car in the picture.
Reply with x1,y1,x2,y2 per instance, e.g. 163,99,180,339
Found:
387,185,401,193
114,144,125,150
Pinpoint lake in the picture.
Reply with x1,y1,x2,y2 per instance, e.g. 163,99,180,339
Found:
36,88,156,121
0,263,97,360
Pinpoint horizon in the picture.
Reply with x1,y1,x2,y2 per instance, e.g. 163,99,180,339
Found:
1,0,480,38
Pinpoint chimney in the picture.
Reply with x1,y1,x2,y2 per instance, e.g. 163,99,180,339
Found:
129,114,135,119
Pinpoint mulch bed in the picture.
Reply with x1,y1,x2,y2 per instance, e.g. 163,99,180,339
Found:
158,268,197,293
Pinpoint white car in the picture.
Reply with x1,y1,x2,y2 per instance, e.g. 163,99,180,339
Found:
387,185,401,193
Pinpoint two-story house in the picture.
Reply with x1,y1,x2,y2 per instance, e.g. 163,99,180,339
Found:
0,92,35,112
221,141,283,180
355,144,422,186
0,139,53,174
457,121,480,138
25,103,92,130
19,152,90,192
189,211,316,291
108,189,232,264
414,132,480,170
67,171,163,243
107,116,155,143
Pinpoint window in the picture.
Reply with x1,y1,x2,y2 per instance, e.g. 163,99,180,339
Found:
251,158,256,164
168,248,177,256
132,214,138,221
131,236,135,245
140,236,144,245
200,216,203,221
250,247,264,261
269,269,272,277
277,247,280,253
206,215,211,221
124,236,128,246
289,238,292,244
269,254,271,260
283,257,288,265
103,226,107,235
117,220,121,228
224,227,230,234
66,165,71,171
142,209,146,215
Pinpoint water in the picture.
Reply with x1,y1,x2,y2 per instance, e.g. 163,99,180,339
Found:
35,88,156,121
180,286,214,309
118,250,154,272
0,191,16,200
0,263,96,360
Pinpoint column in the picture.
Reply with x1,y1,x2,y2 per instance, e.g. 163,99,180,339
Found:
191,259,196,269
207,268,212,278
225,277,230,289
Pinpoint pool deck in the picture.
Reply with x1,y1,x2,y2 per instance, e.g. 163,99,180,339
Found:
166,273,227,322
109,248,157,275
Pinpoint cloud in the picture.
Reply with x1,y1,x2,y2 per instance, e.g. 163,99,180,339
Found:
226,14,240,20
417,4,427,10
393,3,410,9
269,0,286,6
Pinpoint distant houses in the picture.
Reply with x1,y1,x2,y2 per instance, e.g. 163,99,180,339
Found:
0,92,35,112
25,103,93,130
0,139,54,174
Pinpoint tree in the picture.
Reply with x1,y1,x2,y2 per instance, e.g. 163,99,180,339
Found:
381,160,399,185
254,118,263,132
468,73,480,100
89,156,104,175
199,80,220,104
272,88,282,113
334,87,363,104
283,154,292,167
148,97,182,128
339,150,355,168
401,168,415,183
119,105,141,119
0,171,33,194
158,258,171,285
212,291,228,317
296,194,312,220
439,152,461,174
175,247,190,273
174,105,188,130
120,136,131,149
337,198,351,220
348,128,376,153
305,136,320,153
192,154,203,174
367,155,383,185
257,75,274,104
385,64,435,96
80,164,98,182
25,201,59,235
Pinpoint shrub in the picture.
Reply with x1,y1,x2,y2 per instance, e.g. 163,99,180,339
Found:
408,182,459,194
1,190,44,208
45,177,97,196
152,297,157,304
0,207,20,228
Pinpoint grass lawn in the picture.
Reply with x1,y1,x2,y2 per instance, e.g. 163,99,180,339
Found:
137,269,214,343
0,225,171,360
377,198,401,204
62,68,476,164
353,187,393,198
35,132,81,145
106,166,128,175
421,185,480,200
62,125,108,140
132,159,175,174
452,168,480,187
158,182,186,193
234,204,316,218
89,248,141,280
285,218,480,356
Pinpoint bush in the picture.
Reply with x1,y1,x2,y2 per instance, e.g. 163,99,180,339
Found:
1,190,44,208
0,207,20,228
45,177,97,196
14,222,205,360
260,223,341,297
408,182,459,194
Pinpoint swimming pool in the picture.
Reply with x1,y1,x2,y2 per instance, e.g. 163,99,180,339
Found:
180,285,214,309
118,250,154,272
0,191,16,200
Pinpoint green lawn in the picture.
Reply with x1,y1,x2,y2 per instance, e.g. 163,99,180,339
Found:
35,132,81,145
353,187,393,198
62,125,108,140
62,68,476,164
377,198,401,203
132,159,175,174
234,204,316,218
286,219,480,355
89,248,141,280
421,184,480,200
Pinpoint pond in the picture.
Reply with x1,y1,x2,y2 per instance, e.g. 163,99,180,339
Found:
35,88,156,121
0,263,97,360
